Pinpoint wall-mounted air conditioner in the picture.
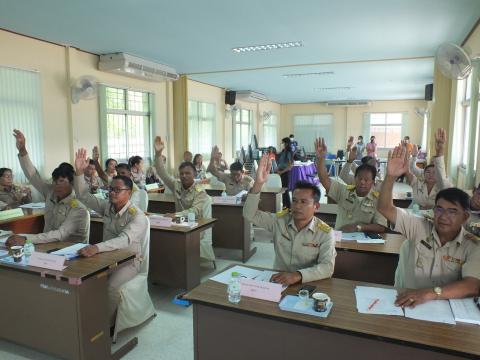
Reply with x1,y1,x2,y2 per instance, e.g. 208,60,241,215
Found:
236,90,268,103
325,100,371,107
99,53,179,82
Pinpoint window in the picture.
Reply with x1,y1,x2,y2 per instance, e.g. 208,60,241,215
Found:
368,113,403,148
293,114,333,153
263,113,277,147
0,66,44,183
233,109,253,153
188,100,215,157
461,73,472,166
100,86,152,163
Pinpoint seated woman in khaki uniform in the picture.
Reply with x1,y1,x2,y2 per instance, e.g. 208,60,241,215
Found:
0,167,32,210
6,130,89,246
73,148,149,324
405,128,453,210
315,137,387,234
378,145,480,308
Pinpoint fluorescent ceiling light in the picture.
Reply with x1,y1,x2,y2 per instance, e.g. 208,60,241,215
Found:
283,71,334,77
232,41,303,53
314,87,352,91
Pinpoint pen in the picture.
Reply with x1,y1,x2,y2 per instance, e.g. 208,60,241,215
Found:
368,298,380,310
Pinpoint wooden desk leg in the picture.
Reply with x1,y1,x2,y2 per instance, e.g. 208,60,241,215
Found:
242,219,257,263
149,230,201,290
111,337,138,360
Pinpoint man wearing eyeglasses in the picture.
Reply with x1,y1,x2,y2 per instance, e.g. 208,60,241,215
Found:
6,130,89,247
378,145,480,308
73,148,149,324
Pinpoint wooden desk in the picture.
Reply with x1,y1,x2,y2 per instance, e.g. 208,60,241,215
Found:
0,242,136,360
315,203,337,227
90,217,216,290
212,202,256,263
148,193,256,263
0,209,45,234
334,233,405,285
186,276,480,360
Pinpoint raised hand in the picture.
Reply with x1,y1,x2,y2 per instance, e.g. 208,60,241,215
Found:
13,129,27,153
348,146,357,163
435,128,446,156
154,136,165,154
386,146,408,178
92,146,100,162
210,145,220,160
400,139,407,149
74,148,89,175
412,144,418,157
256,154,272,185
314,137,328,160
346,136,354,152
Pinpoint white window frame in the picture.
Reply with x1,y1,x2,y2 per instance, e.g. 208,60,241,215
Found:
366,112,405,149
293,114,334,153
99,86,153,163
262,113,278,148
233,108,253,155
188,100,216,157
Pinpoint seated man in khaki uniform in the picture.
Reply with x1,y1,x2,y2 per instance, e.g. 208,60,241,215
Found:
243,154,336,286
0,167,32,210
339,142,382,189
154,136,215,262
73,148,149,323
315,137,387,233
207,145,253,195
378,145,480,308
6,130,89,246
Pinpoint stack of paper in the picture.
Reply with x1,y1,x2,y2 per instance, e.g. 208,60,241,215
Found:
449,298,480,325
341,232,385,244
19,202,45,209
355,286,404,315
404,300,455,324
149,215,173,227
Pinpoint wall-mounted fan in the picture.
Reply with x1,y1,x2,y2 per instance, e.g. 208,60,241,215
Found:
71,76,98,104
435,43,472,80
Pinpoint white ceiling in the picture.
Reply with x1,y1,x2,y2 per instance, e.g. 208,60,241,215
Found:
0,0,479,103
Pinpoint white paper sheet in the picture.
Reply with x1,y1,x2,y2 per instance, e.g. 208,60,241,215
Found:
209,265,262,285
19,202,45,209
449,298,480,325
356,238,385,244
355,286,404,316
50,243,88,260
341,232,369,241
404,300,456,324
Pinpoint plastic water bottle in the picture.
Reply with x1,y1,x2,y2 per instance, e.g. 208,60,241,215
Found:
412,203,420,215
227,272,241,304
24,240,35,257
187,212,195,226
221,191,227,197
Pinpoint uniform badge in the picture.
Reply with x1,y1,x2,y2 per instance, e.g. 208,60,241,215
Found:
346,185,356,191
276,208,289,217
70,199,78,208
317,222,331,233
420,239,432,250
128,207,137,215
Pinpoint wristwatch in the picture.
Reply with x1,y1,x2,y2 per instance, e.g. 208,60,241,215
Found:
433,286,442,297
356,224,362,232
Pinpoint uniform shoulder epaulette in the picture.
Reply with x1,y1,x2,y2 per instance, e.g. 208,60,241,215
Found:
371,191,379,198
70,199,78,208
346,185,356,191
276,208,289,217
317,222,331,233
128,207,137,215
195,185,202,192
464,231,480,242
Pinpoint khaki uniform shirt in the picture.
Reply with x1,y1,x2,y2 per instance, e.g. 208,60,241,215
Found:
410,156,453,209
328,180,387,230
74,175,148,260
0,184,32,210
155,156,214,260
465,211,480,232
215,172,253,196
338,162,382,190
18,154,89,244
243,193,336,283
393,208,480,289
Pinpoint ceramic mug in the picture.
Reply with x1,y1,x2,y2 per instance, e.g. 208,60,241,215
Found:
11,245,24,263
312,292,331,312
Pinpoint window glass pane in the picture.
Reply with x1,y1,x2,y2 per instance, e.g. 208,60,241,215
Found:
370,113,386,125
369,113,403,148
106,113,127,161
188,100,215,156
106,87,125,110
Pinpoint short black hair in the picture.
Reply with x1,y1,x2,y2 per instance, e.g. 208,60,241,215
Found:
105,158,117,169
436,188,470,211
358,135,363,139
404,136,410,140
230,161,244,172
424,164,435,172
361,156,374,164
282,137,291,144
293,181,321,202
0,168,12,177
289,134,294,138
116,163,131,172
355,164,377,180
88,159,96,166
112,175,133,190
52,163,74,183
129,155,142,167
178,161,197,173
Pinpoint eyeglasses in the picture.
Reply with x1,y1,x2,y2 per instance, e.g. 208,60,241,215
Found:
108,187,130,194
433,206,463,218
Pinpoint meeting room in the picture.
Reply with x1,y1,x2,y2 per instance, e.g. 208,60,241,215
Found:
1,1,480,359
